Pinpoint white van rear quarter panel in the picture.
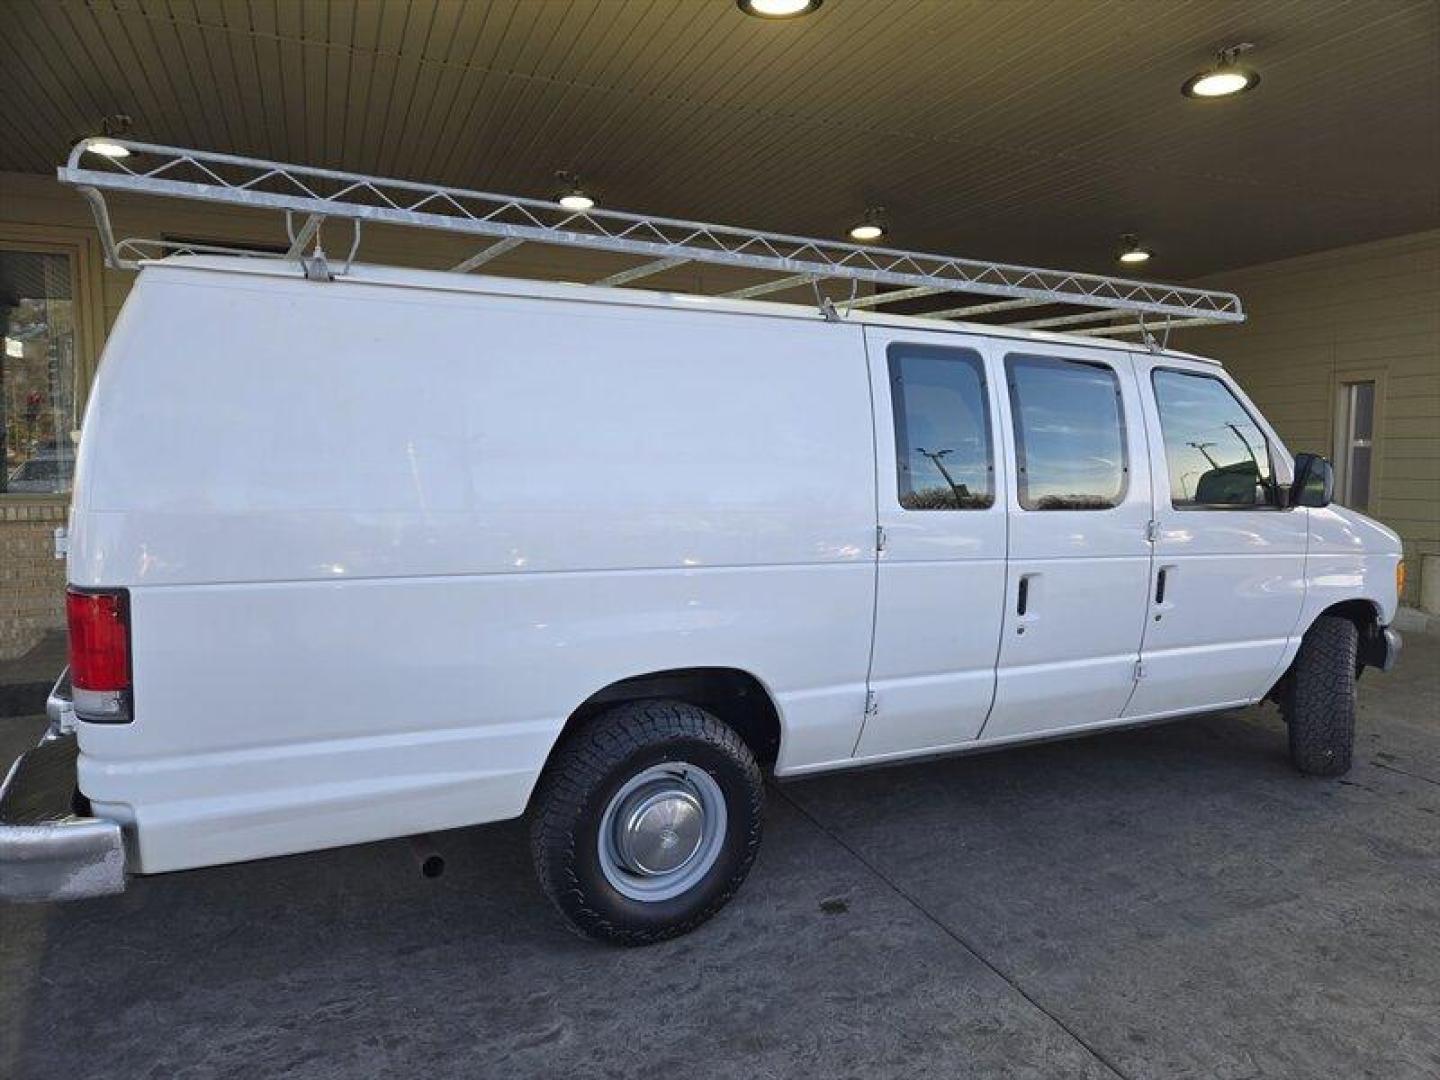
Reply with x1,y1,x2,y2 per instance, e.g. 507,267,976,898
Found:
73,268,873,580
71,265,877,872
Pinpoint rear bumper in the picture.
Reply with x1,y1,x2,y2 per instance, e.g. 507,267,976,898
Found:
1,672,127,902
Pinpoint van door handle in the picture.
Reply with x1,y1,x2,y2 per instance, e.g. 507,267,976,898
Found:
1155,566,1170,605
1017,575,1031,616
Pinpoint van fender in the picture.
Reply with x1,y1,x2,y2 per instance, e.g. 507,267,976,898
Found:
525,666,785,812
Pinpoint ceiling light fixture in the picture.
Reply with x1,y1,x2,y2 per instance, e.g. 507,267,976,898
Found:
1182,43,1260,99
1117,234,1153,265
849,206,887,242
88,141,131,159
554,170,595,212
738,0,822,19
88,113,134,158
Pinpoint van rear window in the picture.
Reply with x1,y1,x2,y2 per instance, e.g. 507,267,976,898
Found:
887,345,994,511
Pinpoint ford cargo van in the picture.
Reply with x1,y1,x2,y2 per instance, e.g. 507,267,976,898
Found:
0,254,1403,942
0,138,1405,941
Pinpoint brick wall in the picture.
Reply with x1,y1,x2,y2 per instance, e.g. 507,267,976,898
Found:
0,503,67,658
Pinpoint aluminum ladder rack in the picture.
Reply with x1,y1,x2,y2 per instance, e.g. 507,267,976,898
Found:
58,138,1244,339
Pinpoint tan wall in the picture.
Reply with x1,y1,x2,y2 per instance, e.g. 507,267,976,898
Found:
1178,230,1440,607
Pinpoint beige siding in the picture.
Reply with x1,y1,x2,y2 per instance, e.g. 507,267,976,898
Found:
1178,231,1440,606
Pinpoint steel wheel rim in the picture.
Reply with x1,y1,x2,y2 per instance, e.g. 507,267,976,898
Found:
597,762,728,902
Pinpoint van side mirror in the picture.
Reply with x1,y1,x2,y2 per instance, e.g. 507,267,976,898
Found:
1290,452,1334,508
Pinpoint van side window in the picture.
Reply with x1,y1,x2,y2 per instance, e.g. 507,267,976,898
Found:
1006,355,1127,510
888,345,994,511
1152,370,1274,509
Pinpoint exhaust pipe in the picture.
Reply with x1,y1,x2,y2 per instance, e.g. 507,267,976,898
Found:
409,834,445,879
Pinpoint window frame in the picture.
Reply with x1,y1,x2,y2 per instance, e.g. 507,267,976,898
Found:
886,342,995,512
1327,363,1388,519
1334,377,1380,512
1005,352,1130,512
0,223,105,505
1150,365,1280,512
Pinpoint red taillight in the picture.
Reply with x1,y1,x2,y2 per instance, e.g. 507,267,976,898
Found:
67,587,132,722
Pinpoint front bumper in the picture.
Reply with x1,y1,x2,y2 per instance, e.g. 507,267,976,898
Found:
1361,624,1403,673
0,672,127,902
1379,626,1402,672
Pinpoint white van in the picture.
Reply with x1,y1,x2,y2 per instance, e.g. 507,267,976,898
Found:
0,253,1403,942
0,141,1404,942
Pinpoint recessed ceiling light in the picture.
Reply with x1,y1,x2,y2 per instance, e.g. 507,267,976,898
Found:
554,170,595,212
1183,44,1260,99
1117,234,1153,265
738,0,822,18
88,113,135,158
849,206,887,242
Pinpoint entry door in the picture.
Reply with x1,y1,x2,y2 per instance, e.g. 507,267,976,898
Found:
855,328,1008,759
1124,358,1307,717
981,347,1154,741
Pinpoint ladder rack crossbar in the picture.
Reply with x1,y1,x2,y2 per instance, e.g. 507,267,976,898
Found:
58,139,1244,331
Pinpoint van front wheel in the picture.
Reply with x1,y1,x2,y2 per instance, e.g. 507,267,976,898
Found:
1285,615,1358,777
529,700,764,945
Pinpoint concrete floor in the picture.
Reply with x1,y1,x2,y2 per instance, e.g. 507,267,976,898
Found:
2,636,1437,1080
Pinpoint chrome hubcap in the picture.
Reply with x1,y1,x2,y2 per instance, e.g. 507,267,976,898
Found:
615,785,705,875
597,762,727,902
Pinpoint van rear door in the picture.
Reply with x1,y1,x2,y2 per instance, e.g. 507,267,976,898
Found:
855,327,1008,758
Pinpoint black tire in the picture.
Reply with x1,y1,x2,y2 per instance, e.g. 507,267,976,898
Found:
528,700,764,945
1285,616,1358,777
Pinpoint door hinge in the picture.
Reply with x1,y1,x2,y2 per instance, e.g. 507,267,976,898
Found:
864,690,879,719
876,524,887,553
1145,519,1159,543
1133,660,1146,681
53,526,68,560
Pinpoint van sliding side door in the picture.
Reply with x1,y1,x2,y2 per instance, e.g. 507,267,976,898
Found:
980,346,1154,740
854,327,1009,759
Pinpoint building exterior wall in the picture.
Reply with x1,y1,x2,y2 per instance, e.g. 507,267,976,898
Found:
0,501,66,657
1179,230,1440,610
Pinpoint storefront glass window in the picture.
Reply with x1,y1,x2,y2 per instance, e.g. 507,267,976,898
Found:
1,250,78,495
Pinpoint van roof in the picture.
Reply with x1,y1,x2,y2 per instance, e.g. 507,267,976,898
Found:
145,254,1223,367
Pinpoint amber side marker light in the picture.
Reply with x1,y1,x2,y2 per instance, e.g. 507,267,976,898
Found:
1397,560,1407,599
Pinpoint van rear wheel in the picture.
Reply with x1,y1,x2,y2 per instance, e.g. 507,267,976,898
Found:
529,700,764,945
1285,615,1358,777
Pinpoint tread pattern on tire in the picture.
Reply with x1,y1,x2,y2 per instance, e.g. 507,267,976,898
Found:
1284,615,1358,777
529,699,763,945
